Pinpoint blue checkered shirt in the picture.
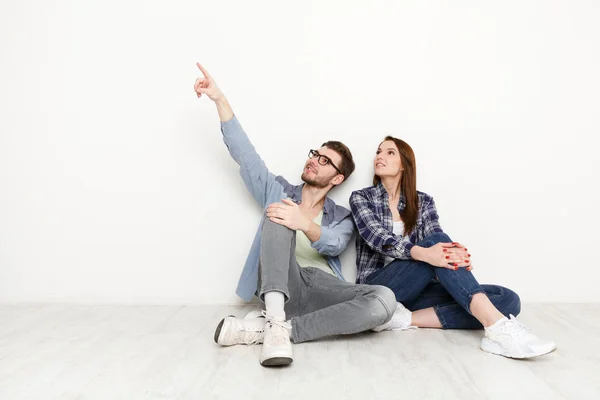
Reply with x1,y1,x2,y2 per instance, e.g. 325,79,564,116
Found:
350,183,444,283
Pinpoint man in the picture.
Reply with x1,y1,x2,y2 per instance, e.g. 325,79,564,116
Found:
194,63,396,367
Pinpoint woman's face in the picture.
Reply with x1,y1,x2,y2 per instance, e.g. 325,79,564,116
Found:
374,140,402,178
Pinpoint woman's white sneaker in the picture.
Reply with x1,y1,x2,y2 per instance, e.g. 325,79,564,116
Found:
481,315,556,359
372,302,417,332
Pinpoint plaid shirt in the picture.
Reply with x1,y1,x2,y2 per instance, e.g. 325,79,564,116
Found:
350,183,444,283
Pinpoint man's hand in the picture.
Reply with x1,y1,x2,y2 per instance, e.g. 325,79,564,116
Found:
194,62,233,121
266,199,311,231
194,63,224,101
412,242,471,270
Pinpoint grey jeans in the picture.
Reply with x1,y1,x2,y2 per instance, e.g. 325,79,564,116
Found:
258,219,396,343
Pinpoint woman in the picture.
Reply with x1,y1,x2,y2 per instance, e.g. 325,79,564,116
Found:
350,136,556,359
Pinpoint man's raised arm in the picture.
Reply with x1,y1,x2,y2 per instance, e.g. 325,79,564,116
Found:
194,62,284,209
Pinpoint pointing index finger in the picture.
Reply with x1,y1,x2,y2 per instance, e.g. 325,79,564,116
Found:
196,62,212,79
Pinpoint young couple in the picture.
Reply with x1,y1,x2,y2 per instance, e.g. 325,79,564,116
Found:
194,63,556,367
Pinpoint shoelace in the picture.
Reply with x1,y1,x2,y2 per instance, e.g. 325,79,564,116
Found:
498,316,532,340
262,310,292,337
241,324,264,334
239,315,266,334
237,317,266,345
242,335,263,345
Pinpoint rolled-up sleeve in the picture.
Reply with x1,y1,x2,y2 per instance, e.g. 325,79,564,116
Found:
311,216,354,256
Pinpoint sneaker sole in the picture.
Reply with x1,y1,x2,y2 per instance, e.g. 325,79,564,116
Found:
214,315,235,344
481,338,556,359
260,356,293,367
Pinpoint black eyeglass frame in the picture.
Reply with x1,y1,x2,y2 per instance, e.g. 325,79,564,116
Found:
308,149,343,175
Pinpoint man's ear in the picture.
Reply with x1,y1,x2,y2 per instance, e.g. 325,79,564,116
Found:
332,174,345,186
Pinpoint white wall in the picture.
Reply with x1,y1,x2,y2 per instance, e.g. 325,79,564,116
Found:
1,0,599,304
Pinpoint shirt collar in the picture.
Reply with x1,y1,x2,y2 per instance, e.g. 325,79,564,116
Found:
293,183,333,215
375,181,406,210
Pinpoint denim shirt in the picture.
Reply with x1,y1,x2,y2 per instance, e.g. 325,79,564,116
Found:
221,116,355,301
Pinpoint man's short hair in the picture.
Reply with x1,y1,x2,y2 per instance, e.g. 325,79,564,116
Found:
321,141,355,180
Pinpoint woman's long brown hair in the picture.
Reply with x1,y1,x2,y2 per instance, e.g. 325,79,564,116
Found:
373,136,418,236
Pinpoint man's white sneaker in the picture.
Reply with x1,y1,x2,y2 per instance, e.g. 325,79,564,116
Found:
372,302,416,332
244,309,264,320
260,314,293,366
214,314,266,346
481,315,557,359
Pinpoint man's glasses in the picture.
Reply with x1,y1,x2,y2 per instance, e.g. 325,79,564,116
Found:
308,150,342,175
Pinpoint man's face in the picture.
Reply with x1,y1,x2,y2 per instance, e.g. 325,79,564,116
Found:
301,146,343,189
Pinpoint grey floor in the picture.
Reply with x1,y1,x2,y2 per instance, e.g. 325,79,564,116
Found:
0,303,598,400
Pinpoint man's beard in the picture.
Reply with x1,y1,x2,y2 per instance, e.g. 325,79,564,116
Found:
301,171,329,189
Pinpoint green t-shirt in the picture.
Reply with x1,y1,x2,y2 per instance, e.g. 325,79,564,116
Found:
295,210,333,275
